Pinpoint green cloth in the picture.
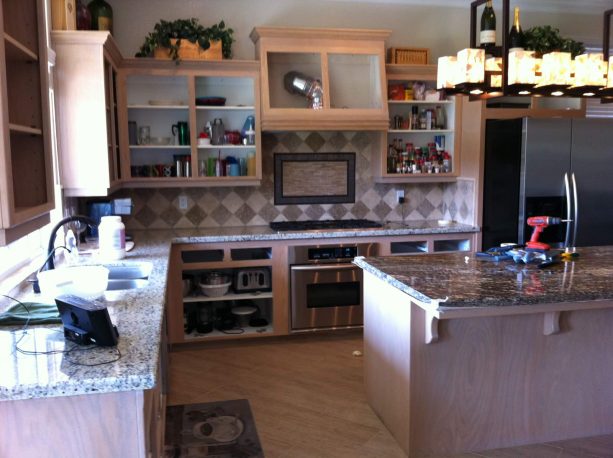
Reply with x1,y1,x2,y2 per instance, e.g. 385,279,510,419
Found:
0,302,61,325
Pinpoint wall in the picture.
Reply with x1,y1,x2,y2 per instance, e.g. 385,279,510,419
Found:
115,132,475,230
103,0,599,230
107,0,603,61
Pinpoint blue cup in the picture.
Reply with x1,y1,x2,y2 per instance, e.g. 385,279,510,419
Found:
229,163,240,176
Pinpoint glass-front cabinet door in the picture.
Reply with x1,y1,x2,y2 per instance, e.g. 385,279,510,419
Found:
251,27,390,131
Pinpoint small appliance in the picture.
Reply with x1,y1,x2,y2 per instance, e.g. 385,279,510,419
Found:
55,294,119,346
233,268,271,293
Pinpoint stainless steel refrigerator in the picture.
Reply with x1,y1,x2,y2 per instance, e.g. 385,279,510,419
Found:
482,117,613,249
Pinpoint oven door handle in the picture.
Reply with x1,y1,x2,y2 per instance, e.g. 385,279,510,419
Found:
291,264,357,271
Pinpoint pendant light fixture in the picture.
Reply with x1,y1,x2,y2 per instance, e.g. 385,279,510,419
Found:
437,0,610,100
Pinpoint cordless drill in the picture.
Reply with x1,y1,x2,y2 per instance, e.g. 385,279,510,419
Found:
526,216,562,250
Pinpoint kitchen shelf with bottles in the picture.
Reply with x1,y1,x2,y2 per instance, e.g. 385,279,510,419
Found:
117,59,261,187
167,242,287,344
374,63,461,183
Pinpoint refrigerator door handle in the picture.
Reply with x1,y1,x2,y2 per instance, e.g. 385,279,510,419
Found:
564,173,572,249
571,172,579,248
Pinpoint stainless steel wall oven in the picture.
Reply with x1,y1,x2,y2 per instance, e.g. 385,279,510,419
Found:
289,243,377,331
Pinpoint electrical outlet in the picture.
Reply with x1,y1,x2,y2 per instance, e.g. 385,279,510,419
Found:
396,190,405,204
178,195,188,210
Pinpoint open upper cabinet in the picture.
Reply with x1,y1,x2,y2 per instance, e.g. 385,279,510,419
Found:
250,27,390,131
0,0,55,244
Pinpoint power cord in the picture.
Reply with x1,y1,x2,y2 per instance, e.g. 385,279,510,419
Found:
1,294,121,366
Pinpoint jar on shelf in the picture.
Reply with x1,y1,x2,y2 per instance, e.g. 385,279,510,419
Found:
88,0,113,33
76,0,91,31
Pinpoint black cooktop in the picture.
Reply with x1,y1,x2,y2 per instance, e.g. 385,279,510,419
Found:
270,219,383,232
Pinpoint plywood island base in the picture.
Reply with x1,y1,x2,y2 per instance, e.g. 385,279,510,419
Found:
362,270,613,455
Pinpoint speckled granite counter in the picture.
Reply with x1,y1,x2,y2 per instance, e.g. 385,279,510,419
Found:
169,220,478,243
0,220,477,402
0,230,171,401
354,246,613,309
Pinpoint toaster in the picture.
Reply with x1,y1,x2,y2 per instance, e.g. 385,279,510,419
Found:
233,268,271,293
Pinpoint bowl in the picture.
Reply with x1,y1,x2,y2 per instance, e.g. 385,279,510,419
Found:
149,136,171,146
198,281,231,297
195,96,226,106
37,265,110,299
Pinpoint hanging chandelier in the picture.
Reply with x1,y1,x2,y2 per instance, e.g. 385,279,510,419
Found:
437,0,613,100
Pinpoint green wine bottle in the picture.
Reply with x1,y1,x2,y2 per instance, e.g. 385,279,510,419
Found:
508,6,524,52
88,0,113,34
480,0,496,56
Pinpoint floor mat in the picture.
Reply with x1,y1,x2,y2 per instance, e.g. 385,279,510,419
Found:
164,399,264,457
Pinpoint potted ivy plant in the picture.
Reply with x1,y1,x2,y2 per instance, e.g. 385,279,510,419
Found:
523,25,585,57
135,18,234,62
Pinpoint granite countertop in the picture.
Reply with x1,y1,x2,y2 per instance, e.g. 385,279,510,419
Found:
354,246,613,309
0,230,171,401
170,220,478,243
0,221,477,402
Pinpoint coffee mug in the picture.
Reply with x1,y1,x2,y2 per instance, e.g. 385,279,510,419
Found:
172,122,190,146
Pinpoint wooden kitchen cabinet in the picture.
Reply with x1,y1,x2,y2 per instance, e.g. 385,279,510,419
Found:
0,0,55,244
373,63,462,183
166,242,289,344
117,58,262,187
52,31,123,196
250,27,390,131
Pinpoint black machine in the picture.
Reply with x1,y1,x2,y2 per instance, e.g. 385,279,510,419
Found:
55,294,119,347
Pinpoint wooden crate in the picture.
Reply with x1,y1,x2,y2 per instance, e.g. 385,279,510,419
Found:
51,0,76,30
153,39,222,61
388,47,429,65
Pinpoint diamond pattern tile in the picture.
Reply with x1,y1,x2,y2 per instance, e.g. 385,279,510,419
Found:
305,132,326,152
185,205,206,226
116,132,475,230
236,204,256,225
211,205,232,226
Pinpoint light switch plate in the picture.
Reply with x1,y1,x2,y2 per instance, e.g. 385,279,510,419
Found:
178,195,188,210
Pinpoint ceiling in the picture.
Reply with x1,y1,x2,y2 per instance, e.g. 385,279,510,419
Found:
330,0,611,14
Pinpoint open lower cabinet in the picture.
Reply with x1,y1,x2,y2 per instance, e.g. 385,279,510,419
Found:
167,242,289,344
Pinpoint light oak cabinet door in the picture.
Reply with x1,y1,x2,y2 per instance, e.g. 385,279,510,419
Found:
0,0,55,244
250,27,390,131
52,31,123,197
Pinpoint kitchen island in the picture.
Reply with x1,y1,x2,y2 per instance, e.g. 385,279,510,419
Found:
354,247,613,455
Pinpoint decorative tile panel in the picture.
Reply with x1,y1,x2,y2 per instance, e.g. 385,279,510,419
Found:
115,132,475,229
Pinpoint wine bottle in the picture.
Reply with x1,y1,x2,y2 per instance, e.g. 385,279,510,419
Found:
88,0,113,34
508,6,524,52
480,0,496,56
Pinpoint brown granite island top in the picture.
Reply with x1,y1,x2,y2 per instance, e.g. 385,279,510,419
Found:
353,246,613,310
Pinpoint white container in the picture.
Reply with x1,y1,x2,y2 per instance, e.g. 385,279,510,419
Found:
98,215,126,260
37,265,109,299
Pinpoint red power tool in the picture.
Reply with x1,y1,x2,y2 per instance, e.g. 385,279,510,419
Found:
526,216,562,250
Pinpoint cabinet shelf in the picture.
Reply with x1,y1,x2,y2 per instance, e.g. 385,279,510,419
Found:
388,100,452,105
128,105,188,110
9,123,42,135
184,324,274,342
388,129,453,134
197,144,255,150
129,145,191,149
196,105,255,111
184,291,273,303
4,33,38,61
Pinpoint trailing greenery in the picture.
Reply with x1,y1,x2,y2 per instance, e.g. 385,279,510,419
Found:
135,18,234,61
523,25,585,58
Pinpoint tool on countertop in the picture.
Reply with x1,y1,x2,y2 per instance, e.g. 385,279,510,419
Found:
475,244,520,261
562,172,580,259
526,216,565,250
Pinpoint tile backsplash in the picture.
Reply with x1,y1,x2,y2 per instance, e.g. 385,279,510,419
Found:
111,132,474,230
